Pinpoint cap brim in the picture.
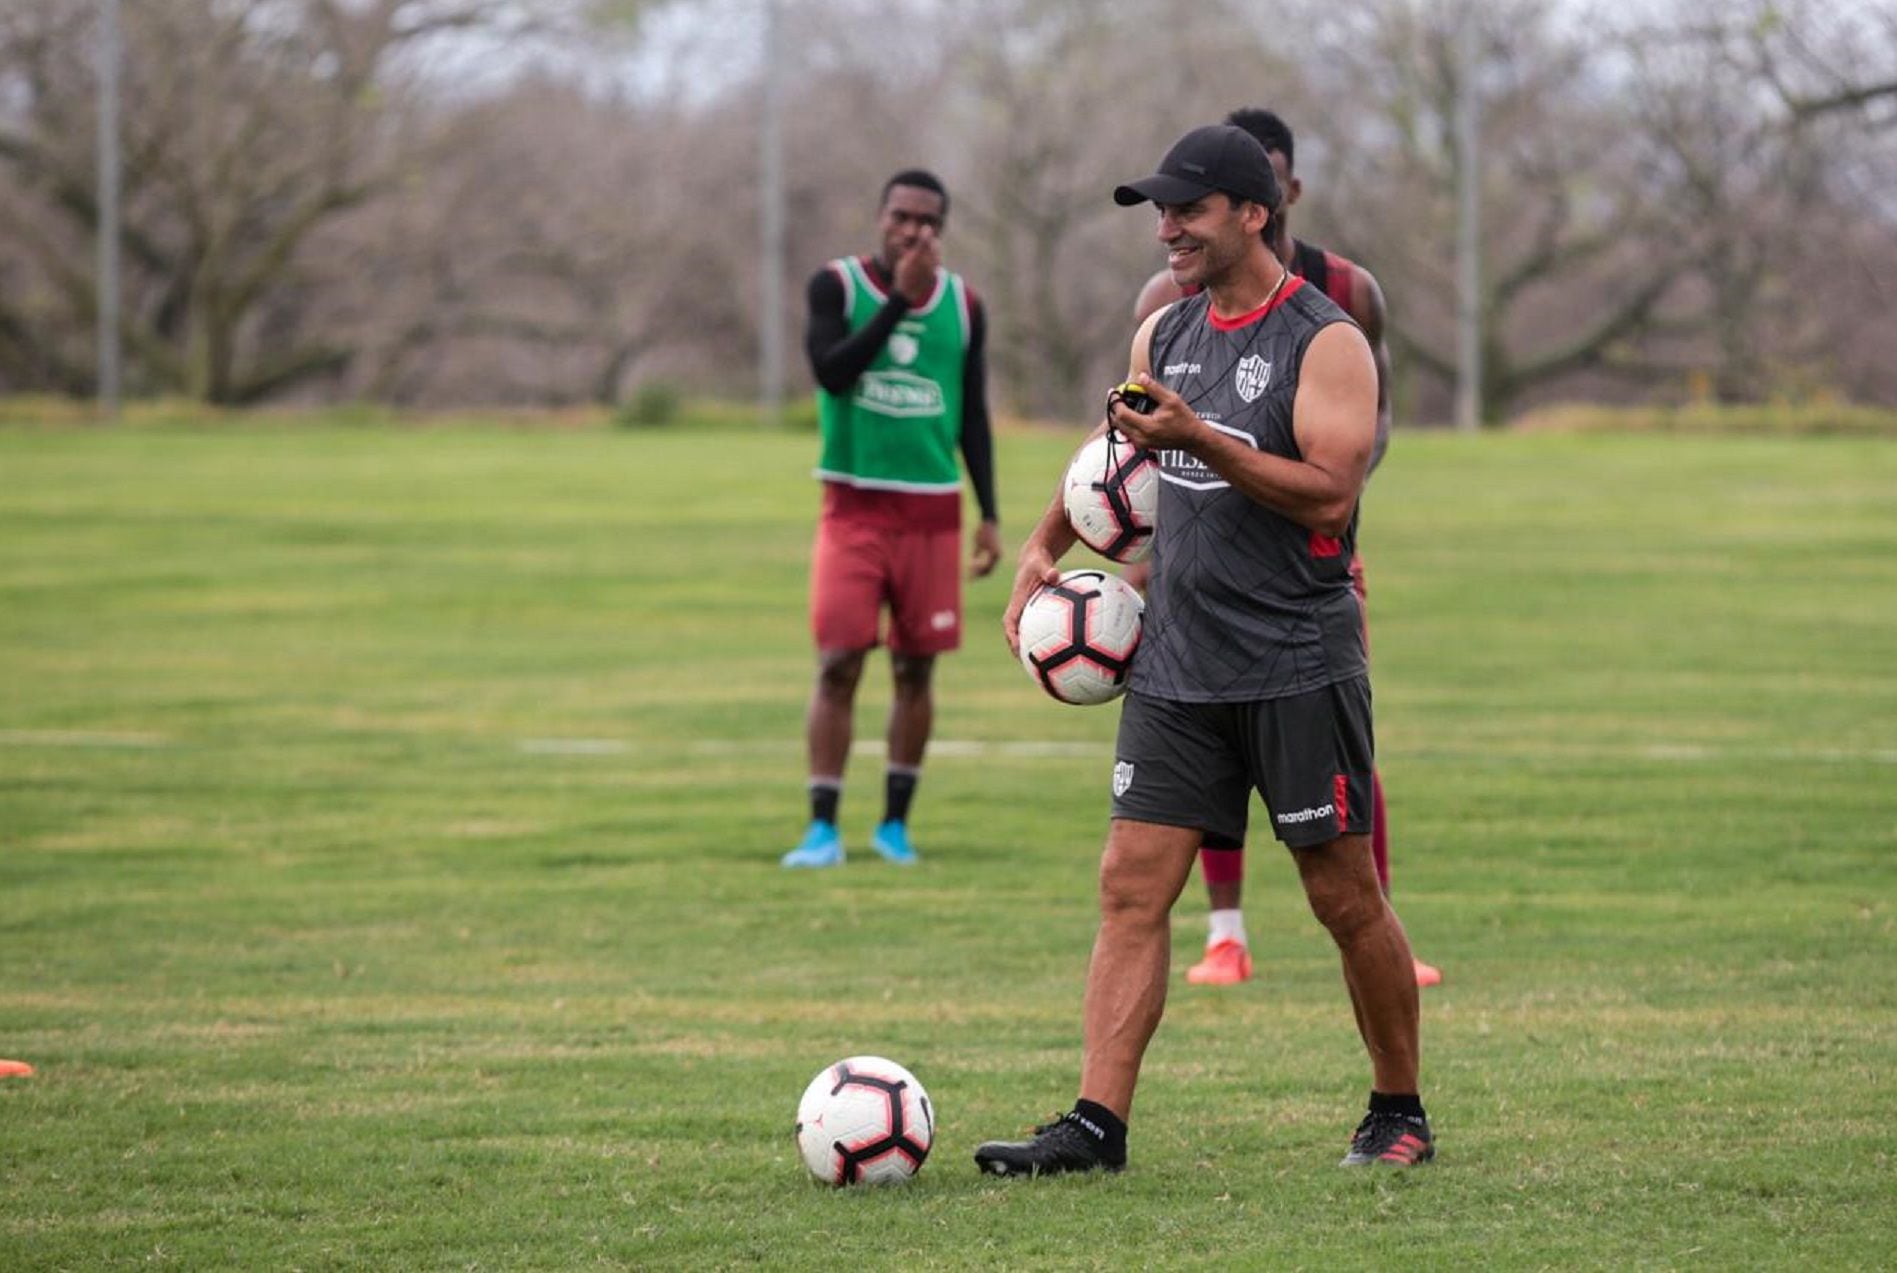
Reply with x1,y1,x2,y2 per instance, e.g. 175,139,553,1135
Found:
1113,173,1216,207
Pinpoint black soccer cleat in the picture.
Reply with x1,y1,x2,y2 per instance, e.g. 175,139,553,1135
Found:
1340,1109,1435,1167
974,1112,1126,1177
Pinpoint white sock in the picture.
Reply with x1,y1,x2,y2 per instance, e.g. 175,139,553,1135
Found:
1207,909,1247,948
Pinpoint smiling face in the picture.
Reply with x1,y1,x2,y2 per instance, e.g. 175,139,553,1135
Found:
1154,193,1270,290
877,184,947,269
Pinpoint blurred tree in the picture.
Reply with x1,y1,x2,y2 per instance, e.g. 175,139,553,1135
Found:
347,77,750,406
1742,0,1897,124
0,0,543,403
1617,27,1831,403
0,0,1888,414
1654,0,1897,404
943,0,1310,420
1301,0,1694,423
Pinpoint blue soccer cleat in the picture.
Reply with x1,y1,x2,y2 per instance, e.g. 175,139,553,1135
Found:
871,820,918,865
781,820,844,868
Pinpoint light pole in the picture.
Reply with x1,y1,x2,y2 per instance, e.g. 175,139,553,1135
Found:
1453,0,1481,432
759,0,786,427
97,0,122,420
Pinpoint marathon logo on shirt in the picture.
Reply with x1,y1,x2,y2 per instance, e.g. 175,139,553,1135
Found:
1275,801,1336,826
1161,361,1202,378
855,369,946,417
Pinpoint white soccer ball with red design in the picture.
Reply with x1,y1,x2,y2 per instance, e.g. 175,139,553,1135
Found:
794,1056,934,1186
1063,430,1159,563
1017,568,1144,706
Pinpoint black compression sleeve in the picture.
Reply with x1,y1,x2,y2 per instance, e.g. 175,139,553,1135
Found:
805,265,910,395
960,296,998,523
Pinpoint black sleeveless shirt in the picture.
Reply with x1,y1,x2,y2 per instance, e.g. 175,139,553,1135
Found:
1131,276,1366,702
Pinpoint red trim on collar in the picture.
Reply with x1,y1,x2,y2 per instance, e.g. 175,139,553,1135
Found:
1207,274,1306,331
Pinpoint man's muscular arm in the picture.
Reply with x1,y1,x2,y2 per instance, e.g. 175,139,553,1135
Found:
1002,304,1169,654
1112,321,1375,538
1346,265,1394,474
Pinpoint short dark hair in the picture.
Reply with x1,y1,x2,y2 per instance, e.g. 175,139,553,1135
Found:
881,169,950,219
1225,108,1294,172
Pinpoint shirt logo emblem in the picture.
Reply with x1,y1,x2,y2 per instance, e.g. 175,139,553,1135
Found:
855,370,944,417
888,332,920,366
1158,418,1256,491
1234,355,1271,403
1112,761,1135,798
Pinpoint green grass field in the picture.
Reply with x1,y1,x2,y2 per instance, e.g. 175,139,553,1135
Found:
2,416,1894,1269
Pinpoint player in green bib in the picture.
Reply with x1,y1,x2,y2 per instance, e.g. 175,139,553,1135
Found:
815,252,969,495
783,170,1001,870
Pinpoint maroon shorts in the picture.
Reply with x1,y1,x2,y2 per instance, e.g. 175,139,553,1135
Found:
810,486,962,655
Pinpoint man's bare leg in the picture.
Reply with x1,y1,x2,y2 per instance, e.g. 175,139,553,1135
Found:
1291,832,1418,1093
1079,819,1204,1119
784,648,867,867
973,818,1200,1175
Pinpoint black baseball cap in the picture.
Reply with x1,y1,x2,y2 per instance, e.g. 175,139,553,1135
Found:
1113,124,1283,209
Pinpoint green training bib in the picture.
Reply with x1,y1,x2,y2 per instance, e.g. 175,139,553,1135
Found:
815,256,967,493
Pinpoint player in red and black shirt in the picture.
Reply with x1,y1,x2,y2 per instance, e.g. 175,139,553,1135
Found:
1131,109,1440,991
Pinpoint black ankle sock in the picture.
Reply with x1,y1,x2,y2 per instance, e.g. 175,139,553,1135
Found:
1068,1099,1127,1155
809,782,840,826
1370,1090,1426,1120
883,768,918,825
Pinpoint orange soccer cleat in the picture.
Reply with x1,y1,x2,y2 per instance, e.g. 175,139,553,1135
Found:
1413,958,1443,988
1185,939,1253,986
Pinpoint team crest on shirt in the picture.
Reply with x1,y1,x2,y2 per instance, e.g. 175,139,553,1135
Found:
1234,355,1271,403
887,331,920,366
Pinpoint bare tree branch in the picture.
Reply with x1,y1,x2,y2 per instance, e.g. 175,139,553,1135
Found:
1512,269,1682,387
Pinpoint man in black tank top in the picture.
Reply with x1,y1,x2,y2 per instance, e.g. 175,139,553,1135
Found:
977,125,1432,1177
1132,107,1439,993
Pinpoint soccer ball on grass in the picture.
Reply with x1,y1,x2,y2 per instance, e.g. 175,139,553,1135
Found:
794,1056,934,1186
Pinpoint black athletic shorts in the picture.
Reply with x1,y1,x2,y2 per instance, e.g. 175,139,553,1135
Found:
1108,677,1374,849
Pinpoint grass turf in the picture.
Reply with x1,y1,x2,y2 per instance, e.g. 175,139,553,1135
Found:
1,418,1893,1268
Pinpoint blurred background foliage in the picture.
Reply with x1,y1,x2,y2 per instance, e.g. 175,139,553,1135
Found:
0,0,1891,425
